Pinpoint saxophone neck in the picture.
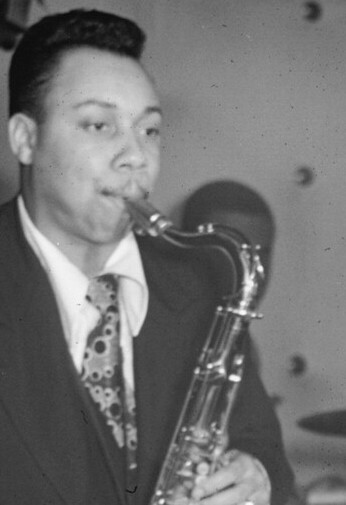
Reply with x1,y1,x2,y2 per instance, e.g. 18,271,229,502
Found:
125,198,173,236
125,198,265,311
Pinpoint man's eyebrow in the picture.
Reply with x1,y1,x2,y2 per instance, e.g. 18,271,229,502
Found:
73,100,162,116
73,99,117,110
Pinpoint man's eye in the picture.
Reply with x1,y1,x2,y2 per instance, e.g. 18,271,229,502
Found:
88,122,109,132
82,121,115,134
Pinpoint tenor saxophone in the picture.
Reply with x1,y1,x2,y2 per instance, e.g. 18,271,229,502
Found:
126,198,265,505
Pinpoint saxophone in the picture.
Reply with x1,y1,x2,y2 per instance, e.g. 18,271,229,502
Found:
126,198,265,505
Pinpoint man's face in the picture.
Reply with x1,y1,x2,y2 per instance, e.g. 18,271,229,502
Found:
21,48,162,248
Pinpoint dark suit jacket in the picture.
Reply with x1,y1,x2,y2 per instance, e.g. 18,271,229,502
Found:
0,198,294,505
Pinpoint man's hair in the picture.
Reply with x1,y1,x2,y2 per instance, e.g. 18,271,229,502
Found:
9,9,146,120
182,179,275,237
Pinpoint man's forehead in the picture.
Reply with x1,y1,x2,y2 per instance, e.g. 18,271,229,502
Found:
50,48,160,109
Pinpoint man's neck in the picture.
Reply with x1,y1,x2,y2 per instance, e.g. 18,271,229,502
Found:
41,233,121,278
18,194,123,277
59,240,118,277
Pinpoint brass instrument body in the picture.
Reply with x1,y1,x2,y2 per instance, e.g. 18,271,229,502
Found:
126,199,264,505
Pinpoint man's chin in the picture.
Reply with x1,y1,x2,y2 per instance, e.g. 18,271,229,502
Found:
108,216,133,243
85,215,130,246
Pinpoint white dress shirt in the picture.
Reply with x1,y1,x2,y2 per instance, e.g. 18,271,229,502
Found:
17,195,148,389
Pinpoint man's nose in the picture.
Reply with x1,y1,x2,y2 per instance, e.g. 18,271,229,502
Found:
115,131,146,171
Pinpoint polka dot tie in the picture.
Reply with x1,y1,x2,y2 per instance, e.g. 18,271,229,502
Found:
81,274,137,476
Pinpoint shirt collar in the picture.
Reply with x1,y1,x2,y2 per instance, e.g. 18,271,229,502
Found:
102,231,148,336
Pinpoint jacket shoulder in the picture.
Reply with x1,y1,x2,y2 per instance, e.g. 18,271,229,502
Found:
0,198,44,301
0,198,20,264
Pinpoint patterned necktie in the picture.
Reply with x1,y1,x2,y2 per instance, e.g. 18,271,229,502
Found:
81,274,137,475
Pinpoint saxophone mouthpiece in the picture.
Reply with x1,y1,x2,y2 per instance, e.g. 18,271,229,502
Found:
125,199,173,237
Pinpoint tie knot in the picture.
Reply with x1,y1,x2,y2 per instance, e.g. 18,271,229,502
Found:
86,274,119,314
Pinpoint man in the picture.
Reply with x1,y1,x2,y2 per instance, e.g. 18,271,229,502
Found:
0,9,294,505
182,180,276,303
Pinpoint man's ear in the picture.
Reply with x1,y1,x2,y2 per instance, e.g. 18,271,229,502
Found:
8,113,37,165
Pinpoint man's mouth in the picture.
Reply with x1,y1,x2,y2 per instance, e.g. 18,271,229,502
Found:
99,186,150,202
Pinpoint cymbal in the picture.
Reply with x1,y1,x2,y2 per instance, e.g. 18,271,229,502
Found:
297,410,346,437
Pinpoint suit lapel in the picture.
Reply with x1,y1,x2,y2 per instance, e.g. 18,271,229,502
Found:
0,200,127,505
133,236,216,505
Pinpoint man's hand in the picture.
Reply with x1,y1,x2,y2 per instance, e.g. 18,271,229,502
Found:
191,450,271,505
